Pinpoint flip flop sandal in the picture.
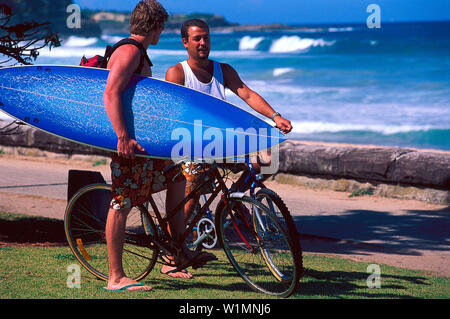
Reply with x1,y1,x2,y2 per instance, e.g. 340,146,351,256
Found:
102,282,151,292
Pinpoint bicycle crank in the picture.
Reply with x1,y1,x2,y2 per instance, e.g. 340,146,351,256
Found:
195,218,217,249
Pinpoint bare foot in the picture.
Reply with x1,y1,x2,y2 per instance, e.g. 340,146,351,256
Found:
160,265,194,279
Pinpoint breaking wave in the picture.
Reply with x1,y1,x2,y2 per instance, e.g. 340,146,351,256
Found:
269,36,335,53
64,36,98,47
239,36,265,50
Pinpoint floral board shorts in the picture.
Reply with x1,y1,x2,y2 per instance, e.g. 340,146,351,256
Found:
181,161,213,196
180,161,245,196
110,153,184,211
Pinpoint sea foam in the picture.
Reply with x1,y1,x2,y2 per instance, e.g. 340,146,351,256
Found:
269,36,335,53
239,36,265,50
327,27,354,32
273,68,295,77
38,47,104,58
290,121,434,135
101,35,123,44
64,36,98,47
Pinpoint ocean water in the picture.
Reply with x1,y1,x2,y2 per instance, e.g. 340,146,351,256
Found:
3,21,450,150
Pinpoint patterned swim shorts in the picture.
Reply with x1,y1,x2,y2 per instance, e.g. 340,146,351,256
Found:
181,161,208,196
110,153,184,211
180,161,242,196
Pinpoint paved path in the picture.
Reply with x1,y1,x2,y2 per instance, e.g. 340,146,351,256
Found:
0,155,449,276
0,156,111,200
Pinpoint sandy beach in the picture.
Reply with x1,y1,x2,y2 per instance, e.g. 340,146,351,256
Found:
0,152,449,277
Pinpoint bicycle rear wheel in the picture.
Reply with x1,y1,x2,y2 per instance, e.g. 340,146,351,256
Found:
215,195,301,297
64,184,158,281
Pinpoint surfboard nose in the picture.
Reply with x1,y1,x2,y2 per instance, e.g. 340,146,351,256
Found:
267,127,287,149
275,129,287,143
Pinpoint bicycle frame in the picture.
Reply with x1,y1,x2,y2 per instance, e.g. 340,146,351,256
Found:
233,156,267,197
142,159,267,255
235,157,288,228
143,162,229,248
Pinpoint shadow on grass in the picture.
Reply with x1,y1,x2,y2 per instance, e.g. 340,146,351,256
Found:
0,212,437,299
0,213,66,244
152,262,263,294
290,267,428,298
150,261,429,299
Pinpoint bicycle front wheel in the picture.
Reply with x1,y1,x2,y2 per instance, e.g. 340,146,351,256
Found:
215,195,301,297
64,184,158,281
255,188,302,269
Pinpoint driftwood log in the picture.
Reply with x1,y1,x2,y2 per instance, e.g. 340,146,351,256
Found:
278,140,450,190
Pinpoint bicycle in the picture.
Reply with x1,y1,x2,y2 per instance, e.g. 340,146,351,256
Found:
64,160,303,297
190,157,301,259
234,159,300,252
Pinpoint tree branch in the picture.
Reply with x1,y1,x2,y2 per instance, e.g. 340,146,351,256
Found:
0,4,60,66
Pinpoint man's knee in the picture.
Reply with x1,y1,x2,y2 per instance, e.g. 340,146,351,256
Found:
108,206,132,217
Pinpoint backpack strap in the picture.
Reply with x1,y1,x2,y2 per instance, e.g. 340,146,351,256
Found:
101,38,153,73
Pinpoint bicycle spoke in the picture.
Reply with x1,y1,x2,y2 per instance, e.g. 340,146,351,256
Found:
70,227,102,236
122,246,154,261
65,185,158,281
216,196,301,297
70,213,102,233
73,199,108,226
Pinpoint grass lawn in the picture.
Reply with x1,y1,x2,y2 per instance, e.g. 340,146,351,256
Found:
0,245,449,300
0,212,449,300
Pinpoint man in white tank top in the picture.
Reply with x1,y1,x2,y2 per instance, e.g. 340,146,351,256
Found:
179,59,226,99
166,19,292,133
167,19,292,170
161,19,293,279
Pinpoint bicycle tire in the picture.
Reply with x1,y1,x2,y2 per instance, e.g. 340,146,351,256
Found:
64,184,158,281
215,194,302,297
255,188,303,277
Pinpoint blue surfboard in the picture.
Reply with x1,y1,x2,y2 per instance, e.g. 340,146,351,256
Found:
0,65,285,161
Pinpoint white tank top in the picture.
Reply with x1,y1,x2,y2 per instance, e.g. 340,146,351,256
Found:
180,60,226,100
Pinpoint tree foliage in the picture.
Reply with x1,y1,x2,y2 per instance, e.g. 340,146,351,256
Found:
0,2,61,65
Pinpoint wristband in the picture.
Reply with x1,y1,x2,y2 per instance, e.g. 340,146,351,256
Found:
271,112,281,121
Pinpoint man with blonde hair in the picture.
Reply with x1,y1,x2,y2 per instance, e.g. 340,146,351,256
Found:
103,1,214,292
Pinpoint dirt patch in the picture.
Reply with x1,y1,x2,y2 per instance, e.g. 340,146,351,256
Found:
0,192,67,219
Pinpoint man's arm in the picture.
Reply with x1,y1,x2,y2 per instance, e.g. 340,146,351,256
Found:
165,64,185,85
221,63,292,134
103,45,145,158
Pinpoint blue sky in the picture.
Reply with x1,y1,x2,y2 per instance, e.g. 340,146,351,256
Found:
74,0,449,25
